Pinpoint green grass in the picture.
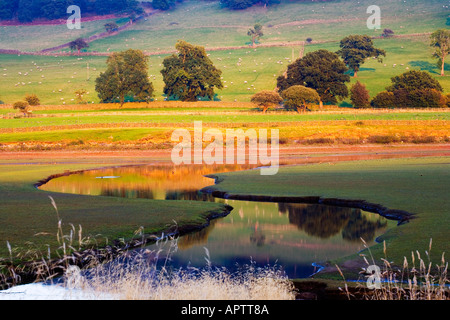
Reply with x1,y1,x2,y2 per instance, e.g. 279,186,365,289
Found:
0,162,229,261
207,157,450,268
1,0,450,104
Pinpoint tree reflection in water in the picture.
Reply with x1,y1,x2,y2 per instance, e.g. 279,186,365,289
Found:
278,203,387,242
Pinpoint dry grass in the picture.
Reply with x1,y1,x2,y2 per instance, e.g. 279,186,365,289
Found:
337,238,449,300
1,198,295,300
63,243,296,300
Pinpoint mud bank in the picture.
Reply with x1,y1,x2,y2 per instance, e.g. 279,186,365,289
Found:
201,175,415,225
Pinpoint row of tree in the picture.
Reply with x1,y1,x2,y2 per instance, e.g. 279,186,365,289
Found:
93,30,449,110
0,0,143,22
95,41,224,106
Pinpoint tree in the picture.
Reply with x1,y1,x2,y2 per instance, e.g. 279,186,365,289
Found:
74,89,88,104
69,38,89,54
152,0,174,10
337,35,386,78
371,70,445,108
370,91,396,108
381,29,394,37
250,90,282,113
95,49,154,107
248,23,263,47
387,70,443,93
350,81,370,108
280,85,320,113
430,29,450,76
13,100,30,116
104,22,119,33
24,93,40,106
277,49,350,106
160,41,223,102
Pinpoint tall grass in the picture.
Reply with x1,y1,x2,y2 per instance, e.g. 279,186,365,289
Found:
1,196,295,299
337,238,449,300
63,242,296,300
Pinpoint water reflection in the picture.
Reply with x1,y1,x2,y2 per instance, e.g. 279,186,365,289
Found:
40,164,395,278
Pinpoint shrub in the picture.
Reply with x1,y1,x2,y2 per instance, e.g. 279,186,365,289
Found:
13,101,30,114
24,94,40,106
371,91,396,108
350,81,370,108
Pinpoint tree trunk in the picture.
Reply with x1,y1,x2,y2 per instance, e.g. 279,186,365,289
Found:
354,70,358,78
120,94,125,108
441,56,446,76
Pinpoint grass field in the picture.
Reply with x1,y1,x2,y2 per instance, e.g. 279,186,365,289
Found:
0,161,230,263
0,0,450,104
206,157,450,272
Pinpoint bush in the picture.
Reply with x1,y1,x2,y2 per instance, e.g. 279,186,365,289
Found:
13,101,30,114
24,94,40,106
406,89,447,108
350,81,370,108
371,91,396,108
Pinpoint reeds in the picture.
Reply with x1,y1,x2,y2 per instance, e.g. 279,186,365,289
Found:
338,238,449,300
60,238,296,300
1,197,295,300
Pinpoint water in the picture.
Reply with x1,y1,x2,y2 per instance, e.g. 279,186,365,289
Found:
40,164,396,278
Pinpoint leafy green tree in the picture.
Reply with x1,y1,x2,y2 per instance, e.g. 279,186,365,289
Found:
371,70,445,108
337,35,386,78
248,23,263,47
0,0,18,20
387,70,443,93
95,49,154,107
104,22,119,33
350,81,370,108
160,41,223,102
277,49,350,106
250,90,282,113
430,29,450,76
370,91,396,108
152,0,174,10
69,38,89,54
280,85,320,113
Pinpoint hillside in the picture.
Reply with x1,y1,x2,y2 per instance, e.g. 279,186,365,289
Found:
0,0,449,104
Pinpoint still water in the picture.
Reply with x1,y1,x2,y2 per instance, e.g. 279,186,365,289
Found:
40,164,396,278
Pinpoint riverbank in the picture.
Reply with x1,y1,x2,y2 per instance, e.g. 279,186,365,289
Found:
0,144,448,290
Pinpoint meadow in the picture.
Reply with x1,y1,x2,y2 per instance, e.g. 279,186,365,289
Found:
0,0,449,298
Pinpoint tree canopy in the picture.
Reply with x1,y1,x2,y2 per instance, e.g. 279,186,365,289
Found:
248,23,264,47
69,38,89,54
160,40,223,102
430,29,450,76
277,49,350,105
280,85,320,113
95,49,154,107
337,35,386,78
371,70,446,108
250,90,283,113
0,0,143,22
